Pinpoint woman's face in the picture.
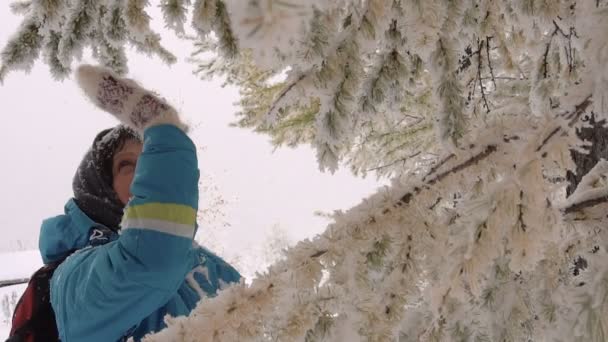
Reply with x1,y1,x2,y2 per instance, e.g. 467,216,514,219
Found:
112,139,143,205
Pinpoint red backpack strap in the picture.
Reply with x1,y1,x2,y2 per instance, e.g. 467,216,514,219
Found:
7,273,39,342
7,261,64,342
7,235,106,342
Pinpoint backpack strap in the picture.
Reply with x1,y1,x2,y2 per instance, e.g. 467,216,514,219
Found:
6,225,117,342
6,256,72,342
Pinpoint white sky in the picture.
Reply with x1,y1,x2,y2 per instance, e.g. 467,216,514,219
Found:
0,5,384,261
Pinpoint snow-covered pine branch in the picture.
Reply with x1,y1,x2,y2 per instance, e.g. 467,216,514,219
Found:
4,0,608,341
1,0,176,81
561,159,608,213
139,93,608,341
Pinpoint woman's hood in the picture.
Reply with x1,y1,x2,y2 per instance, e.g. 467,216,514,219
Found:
38,199,116,264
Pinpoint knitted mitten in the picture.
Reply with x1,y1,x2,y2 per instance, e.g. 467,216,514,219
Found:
75,64,187,134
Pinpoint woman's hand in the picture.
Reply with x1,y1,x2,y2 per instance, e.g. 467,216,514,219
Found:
75,64,188,134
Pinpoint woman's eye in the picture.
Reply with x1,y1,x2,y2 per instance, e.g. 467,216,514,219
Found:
118,160,135,173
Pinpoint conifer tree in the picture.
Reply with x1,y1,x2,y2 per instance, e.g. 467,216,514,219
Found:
3,1,608,340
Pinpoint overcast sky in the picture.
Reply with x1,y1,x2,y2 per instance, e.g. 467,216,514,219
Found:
0,5,384,264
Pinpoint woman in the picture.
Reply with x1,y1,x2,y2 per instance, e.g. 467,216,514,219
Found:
39,65,241,341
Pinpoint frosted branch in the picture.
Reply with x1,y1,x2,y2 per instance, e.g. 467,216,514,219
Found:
563,190,608,213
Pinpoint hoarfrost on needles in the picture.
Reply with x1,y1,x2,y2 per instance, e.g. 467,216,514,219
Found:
4,0,608,341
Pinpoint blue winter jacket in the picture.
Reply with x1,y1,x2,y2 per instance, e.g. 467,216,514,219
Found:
39,125,241,341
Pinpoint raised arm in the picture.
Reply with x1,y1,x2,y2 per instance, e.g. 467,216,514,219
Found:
50,66,199,341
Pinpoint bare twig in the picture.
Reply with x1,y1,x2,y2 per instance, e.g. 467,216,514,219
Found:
517,190,527,232
266,72,307,120
566,96,593,127
486,36,497,89
426,145,497,187
365,152,422,172
563,194,608,214
535,127,561,152
481,76,526,81
535,95,593,152
541,27,559,78
422,154,456,182
428,197,442,210
542,20,577,79
390,144,498,210
310,250,327,258
477,39,491,113
552,20,569,37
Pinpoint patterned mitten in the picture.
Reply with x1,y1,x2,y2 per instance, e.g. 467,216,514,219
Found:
75,64,188,134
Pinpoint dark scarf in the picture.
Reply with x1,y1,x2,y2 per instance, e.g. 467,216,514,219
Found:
72,126,140,231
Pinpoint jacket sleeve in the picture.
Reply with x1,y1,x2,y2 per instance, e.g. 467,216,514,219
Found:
50,124,200,342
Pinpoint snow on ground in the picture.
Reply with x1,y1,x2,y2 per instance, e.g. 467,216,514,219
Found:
1,284,27,339
0,326,9,341
0,250,42,340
